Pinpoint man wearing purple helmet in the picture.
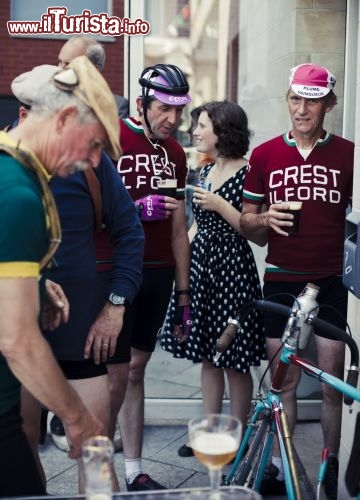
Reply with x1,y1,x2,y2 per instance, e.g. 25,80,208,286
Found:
94,64,191,491
240,63,354,499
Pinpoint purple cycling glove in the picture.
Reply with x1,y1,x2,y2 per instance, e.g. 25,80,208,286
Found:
173,304,192,343
135,194,167,221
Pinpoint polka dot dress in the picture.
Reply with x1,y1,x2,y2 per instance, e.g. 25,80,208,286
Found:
160,163,266,372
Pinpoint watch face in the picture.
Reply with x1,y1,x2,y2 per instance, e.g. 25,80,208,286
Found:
108,293,126,305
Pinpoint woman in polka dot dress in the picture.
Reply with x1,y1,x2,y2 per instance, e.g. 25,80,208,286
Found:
161,101,266,455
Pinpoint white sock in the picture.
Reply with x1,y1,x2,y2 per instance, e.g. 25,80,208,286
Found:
125,458,142,483
272,456,285,481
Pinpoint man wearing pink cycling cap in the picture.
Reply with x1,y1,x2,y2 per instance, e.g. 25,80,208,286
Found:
240,63,354,499
94,64,192,491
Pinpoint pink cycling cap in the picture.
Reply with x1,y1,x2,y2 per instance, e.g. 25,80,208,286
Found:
289,63,336,98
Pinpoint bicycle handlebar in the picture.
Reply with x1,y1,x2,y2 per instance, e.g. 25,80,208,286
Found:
215,301,291,354
216,299,359,404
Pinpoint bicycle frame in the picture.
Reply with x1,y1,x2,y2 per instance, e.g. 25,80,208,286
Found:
225,394,300,499
221,299,360,500
270,344,360,403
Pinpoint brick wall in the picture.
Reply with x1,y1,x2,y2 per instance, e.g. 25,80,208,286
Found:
0,1,125,96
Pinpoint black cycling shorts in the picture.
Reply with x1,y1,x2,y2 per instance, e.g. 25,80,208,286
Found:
58,358,108,379
130,267,175,353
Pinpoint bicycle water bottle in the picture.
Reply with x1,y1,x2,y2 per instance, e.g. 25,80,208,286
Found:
281,283,320,349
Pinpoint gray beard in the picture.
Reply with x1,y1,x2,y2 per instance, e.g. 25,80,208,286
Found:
69,160,91,174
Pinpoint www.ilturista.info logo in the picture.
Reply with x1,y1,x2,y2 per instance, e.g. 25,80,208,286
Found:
7,7,151,36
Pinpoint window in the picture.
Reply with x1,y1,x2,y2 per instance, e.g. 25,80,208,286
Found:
11,0,110,20
10,0,112,40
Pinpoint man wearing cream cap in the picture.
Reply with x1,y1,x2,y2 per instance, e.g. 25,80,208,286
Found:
0,56,120,496
240,63,354,499
10,60,144,494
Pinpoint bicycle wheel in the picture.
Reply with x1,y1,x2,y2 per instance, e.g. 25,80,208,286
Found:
233,414,272,487
292,447,316,500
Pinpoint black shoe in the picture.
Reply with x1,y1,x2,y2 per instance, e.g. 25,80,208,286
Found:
126,474,167,491
324,456,338,500
178,443,194,457
259,463,286,496
50,414,69,452
50,415,65,435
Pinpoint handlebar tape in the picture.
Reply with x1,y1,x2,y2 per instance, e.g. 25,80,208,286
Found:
215,323,239,353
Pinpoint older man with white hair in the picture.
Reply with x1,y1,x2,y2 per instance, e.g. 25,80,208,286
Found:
11,61,144,494
0,55,120,496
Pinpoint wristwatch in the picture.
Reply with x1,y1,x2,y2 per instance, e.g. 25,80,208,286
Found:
107,293,127,306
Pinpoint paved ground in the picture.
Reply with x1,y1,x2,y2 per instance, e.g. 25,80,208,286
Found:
38,342,323,498
40,419,321,498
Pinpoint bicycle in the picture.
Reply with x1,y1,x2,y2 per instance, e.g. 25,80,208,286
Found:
216,284,360,500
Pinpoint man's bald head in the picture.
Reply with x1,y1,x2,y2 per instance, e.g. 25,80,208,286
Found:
58,36,105,71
